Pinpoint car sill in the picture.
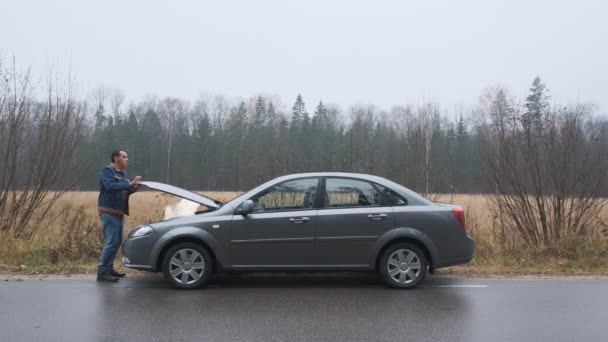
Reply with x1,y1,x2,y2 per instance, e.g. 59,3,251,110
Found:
231,237,315,244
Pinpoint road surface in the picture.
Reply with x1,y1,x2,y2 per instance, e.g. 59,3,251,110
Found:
1,273,607,341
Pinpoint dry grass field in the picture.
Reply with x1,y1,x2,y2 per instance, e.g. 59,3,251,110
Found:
1,191,607,276
0,190,241,274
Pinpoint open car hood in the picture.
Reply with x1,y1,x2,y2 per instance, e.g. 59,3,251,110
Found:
140,181,222,208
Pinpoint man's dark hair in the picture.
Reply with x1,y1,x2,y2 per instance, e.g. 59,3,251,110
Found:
111,150,122,163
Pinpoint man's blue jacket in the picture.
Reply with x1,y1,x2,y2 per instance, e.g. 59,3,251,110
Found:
98,165,136,216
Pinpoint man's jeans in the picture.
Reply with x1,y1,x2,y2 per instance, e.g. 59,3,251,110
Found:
98,213,124,273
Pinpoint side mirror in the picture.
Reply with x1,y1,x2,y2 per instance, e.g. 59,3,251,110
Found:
239,200,255,216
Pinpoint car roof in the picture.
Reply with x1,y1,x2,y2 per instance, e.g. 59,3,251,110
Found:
272,172,388,182
224,172,432,208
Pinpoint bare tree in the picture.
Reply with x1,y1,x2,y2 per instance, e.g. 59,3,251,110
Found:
90,85,111,116
211,95,229,134
403,102,441,198
0,57,85,237
477,84,606,247
110,87,125,120
158,97,188,183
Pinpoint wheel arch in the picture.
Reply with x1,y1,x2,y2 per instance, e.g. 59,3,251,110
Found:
371,228,438,273
152,227,224,273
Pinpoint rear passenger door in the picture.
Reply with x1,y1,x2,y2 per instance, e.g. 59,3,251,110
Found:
315,177,394,266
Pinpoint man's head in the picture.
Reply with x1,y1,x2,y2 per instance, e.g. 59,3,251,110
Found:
111,150,128,170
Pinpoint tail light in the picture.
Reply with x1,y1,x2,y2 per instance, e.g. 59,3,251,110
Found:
452,208,466,229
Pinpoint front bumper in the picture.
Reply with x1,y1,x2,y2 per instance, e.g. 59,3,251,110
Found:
121,235,157,271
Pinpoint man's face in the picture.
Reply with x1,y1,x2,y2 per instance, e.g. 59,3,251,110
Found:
115,151,129,169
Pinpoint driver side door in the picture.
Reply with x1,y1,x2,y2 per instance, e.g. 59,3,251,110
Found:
229,177,320,268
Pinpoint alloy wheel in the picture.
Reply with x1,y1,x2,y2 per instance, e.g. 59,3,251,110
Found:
168,248,206,285
386,248,422,285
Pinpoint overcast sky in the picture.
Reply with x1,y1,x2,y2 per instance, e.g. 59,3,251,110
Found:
2,0,606,114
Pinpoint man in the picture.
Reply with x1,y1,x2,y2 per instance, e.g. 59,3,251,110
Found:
97,150,141,282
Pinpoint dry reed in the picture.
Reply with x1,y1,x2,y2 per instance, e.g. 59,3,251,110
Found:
1,191,606,275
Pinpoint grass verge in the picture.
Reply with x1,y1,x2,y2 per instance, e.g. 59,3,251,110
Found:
1,192,607,277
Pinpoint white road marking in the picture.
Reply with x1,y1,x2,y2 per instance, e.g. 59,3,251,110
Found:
358,284,489,288
430,285,488,288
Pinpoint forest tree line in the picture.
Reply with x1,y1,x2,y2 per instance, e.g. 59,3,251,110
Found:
71,78,607,196
3,58,607,242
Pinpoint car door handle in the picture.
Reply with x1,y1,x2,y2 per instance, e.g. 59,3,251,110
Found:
289,217,310,224
368,213,388,221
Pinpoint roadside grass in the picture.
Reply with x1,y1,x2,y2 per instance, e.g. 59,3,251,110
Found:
1,191,607,276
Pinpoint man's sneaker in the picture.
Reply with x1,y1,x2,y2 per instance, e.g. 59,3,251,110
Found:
110,269,126,278
97,272,119,282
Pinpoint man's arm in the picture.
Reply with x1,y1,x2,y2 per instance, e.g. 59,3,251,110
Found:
100,168,130,192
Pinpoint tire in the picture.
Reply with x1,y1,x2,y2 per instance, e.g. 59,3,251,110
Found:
379,242,428,289
162,242,212,290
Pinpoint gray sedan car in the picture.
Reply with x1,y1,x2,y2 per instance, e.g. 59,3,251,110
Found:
122,173,474,289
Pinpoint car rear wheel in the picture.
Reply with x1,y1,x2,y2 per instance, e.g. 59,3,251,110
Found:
379,243,427,289
162,242,212,289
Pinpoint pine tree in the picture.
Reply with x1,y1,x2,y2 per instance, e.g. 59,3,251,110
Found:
267,100,276,124
291,94,306,126
126,111,141,173
254,96,266,129
524,77,550,134
289,94,308,171
313,101,327,127
236,101,247,123
140,109,163,180
311,101,329,170
456,115,467,143
94,103,106,135
447,122,457,146
491,89,515,135
196,112,212,189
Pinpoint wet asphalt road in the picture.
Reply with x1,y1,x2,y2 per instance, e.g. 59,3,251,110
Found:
1,273,608,342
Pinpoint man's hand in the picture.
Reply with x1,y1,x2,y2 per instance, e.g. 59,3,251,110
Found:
129,176,142,189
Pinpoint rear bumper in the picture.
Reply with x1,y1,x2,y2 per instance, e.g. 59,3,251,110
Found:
435,234,475,268
122,235,157,272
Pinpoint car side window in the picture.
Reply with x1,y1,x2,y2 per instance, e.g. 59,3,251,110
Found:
323,178,381,208
251,178,319,212
375,184,408,206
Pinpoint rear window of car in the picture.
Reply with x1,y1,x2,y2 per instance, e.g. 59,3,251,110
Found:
375,184,407,206
323,178,381,208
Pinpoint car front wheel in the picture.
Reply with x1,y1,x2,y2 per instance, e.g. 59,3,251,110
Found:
162,242,212,289
379,243,427,289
